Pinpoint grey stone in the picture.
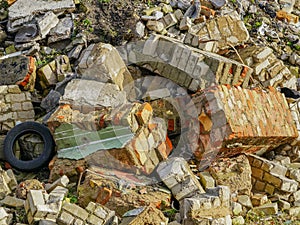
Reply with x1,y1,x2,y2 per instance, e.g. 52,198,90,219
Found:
41,90,61,113
37,12,59,38
146,20,165,33
0,196,24,208
232,202,243,216
48,16,73,43
15,24,38,43
210,0,227,9
232,216,245,225
237,195,253,208
135,21,145,38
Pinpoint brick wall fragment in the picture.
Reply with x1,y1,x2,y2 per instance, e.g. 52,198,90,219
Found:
192,85,298,168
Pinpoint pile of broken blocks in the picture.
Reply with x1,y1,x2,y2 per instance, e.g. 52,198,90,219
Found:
1,0,300,224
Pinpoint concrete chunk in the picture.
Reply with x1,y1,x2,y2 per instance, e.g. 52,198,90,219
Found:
156,157,205,201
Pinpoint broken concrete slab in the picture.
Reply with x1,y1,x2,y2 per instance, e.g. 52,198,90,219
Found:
8,0,75,23
37,12,59,39
60,79,127,108
156,157,205,201
48,16,73,44
15,24,39,43
77,43,133,91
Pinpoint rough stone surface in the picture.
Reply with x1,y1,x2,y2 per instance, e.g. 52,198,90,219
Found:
77,43,133,90
209,155,252,195
78,166,171,217
8,0,76,22
0,56,36,91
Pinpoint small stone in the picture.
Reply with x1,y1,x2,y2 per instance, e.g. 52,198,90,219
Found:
162,4,173,13
254,203,278,215
146,20,165,33
237,195,253,208
179,16,192,30
232,216,245,225
232,202,243,216
209,0,227,9
289,207,300,218
278,199,290,211
198,171,215,189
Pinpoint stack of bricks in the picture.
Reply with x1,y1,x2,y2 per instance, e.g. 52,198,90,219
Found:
247,154,298,195
191,85,298,167
156,157,205,201
0,85,35,132
180,186,232,225
24,175,68,224
230,46,295,89
57,202,116,225
185,11,250,51
119,34,253,92
25,184,69,224
0,166,18,200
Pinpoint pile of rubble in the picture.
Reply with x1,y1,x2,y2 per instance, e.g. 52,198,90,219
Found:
0,0,300,224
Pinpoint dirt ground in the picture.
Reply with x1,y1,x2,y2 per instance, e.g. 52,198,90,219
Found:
77,0,156,46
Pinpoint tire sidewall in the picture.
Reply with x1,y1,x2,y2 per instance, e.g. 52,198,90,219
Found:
4,121,54,171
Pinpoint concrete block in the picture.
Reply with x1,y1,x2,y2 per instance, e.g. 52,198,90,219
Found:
45,175,69,193
156,157,205,201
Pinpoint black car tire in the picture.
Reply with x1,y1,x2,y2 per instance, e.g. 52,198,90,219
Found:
3,121,55,171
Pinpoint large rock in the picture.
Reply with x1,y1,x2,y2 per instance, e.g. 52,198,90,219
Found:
77,43,133,90
60,79,127,109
